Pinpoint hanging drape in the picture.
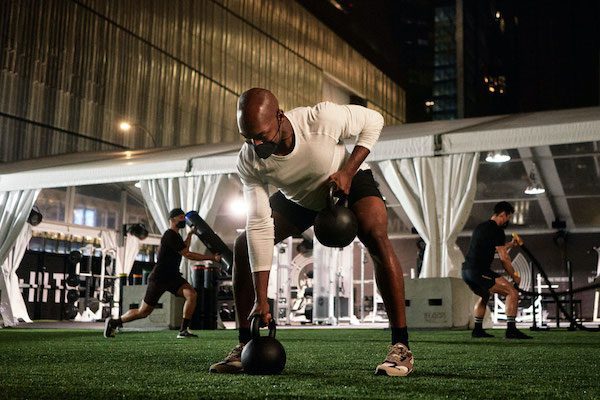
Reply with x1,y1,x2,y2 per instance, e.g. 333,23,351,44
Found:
378,153,478,277
100,231,141,277
0,225,34,326
140,175,238,279
0,189,40,326
100,230,141,317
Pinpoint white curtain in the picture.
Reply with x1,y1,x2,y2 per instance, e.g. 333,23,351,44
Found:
0,189,40,326
140,174,238,279
100,230,141,317
100,231,141,277
379,153,478,278
0,225,34,326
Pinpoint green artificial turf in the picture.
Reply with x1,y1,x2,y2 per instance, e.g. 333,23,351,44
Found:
0,327,598,399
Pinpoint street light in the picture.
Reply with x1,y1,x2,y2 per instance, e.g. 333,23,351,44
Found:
118,120,158,147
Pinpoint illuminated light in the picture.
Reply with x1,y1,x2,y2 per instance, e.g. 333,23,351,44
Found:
117,120,158,146
134,181,142,188
425,100,435,107
524,170,545,195
495,11,501,19
119,121,132,131
124,151,133,159
484,77,489,83
488,86,496,93
485,150,511,163
524,184,545,195
228,197,248,217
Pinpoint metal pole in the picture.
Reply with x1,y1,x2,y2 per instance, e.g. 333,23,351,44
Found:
134,124,158,147
530,261,538,330
567,260,576,330
360,243,365,321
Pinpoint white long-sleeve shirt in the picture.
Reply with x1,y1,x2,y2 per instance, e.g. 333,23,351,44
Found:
237,102,384,272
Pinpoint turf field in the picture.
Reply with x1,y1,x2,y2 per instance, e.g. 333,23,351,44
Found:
0,327,598,399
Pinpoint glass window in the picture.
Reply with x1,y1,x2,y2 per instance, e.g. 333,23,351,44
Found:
84,209,96,227
34,188,67,223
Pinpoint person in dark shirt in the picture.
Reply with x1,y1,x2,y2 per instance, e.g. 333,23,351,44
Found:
104,208,221,339
462,201,532,339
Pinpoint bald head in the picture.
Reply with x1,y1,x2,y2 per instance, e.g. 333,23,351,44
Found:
237,88,280,137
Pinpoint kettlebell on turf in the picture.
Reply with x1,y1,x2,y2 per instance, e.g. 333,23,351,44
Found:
313,184,358,248
241,316,286,375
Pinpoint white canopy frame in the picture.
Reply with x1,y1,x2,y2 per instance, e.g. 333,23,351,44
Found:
0,106,597,302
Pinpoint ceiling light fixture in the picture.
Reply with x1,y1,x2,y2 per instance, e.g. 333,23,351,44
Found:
485,150,511,163
524,169,546,195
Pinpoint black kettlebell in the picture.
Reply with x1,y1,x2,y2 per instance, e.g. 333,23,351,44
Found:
241,316,286,375
313,185,358,248
69,250,82,265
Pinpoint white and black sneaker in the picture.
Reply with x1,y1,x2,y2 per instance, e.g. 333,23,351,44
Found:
103,317,118,338
209,344,245,373
375,343,414,377
176,328,199,339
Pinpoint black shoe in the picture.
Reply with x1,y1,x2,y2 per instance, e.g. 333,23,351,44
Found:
472,329,494,338
505,329,533,339
103,317,117,338
177,328,199,339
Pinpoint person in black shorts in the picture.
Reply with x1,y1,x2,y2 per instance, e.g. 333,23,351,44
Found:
104,208,221,339
462,201,532,339
210,88,413,377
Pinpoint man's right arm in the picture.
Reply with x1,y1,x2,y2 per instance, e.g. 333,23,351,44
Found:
238,157,275,322
243,182,274,316
496,245,520,285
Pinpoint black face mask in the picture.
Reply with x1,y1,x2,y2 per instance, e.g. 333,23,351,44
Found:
254,141,279,159
252,116,282,159
176,220,186,229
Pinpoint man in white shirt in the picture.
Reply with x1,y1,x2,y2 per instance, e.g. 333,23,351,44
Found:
209,88,413,377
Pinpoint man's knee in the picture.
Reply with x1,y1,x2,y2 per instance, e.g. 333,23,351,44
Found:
369,225,390,243
187,288,197,301
507,286,519,298
139,308,153,318
361,226,390,250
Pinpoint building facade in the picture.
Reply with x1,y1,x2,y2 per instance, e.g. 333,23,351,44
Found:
0,0,406,162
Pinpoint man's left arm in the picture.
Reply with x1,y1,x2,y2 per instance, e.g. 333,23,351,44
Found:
183,230,194,248
180,248,220,263
328,104,384,194
177,231,221,263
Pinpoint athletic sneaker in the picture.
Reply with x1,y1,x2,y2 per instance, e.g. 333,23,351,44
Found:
472,329,495,338
505,329,533,339
103,317,118,338
375,343,414,377
209,344,245,373
176,328,199,339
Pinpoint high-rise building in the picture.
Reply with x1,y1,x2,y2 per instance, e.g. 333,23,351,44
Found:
431,0,598,120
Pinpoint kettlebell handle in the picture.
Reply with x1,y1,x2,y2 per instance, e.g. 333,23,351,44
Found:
250,315,276,339
327,183,348,209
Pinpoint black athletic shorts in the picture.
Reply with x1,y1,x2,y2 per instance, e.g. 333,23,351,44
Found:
143,274,188,307
461,268,500,299
269,169,384,233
